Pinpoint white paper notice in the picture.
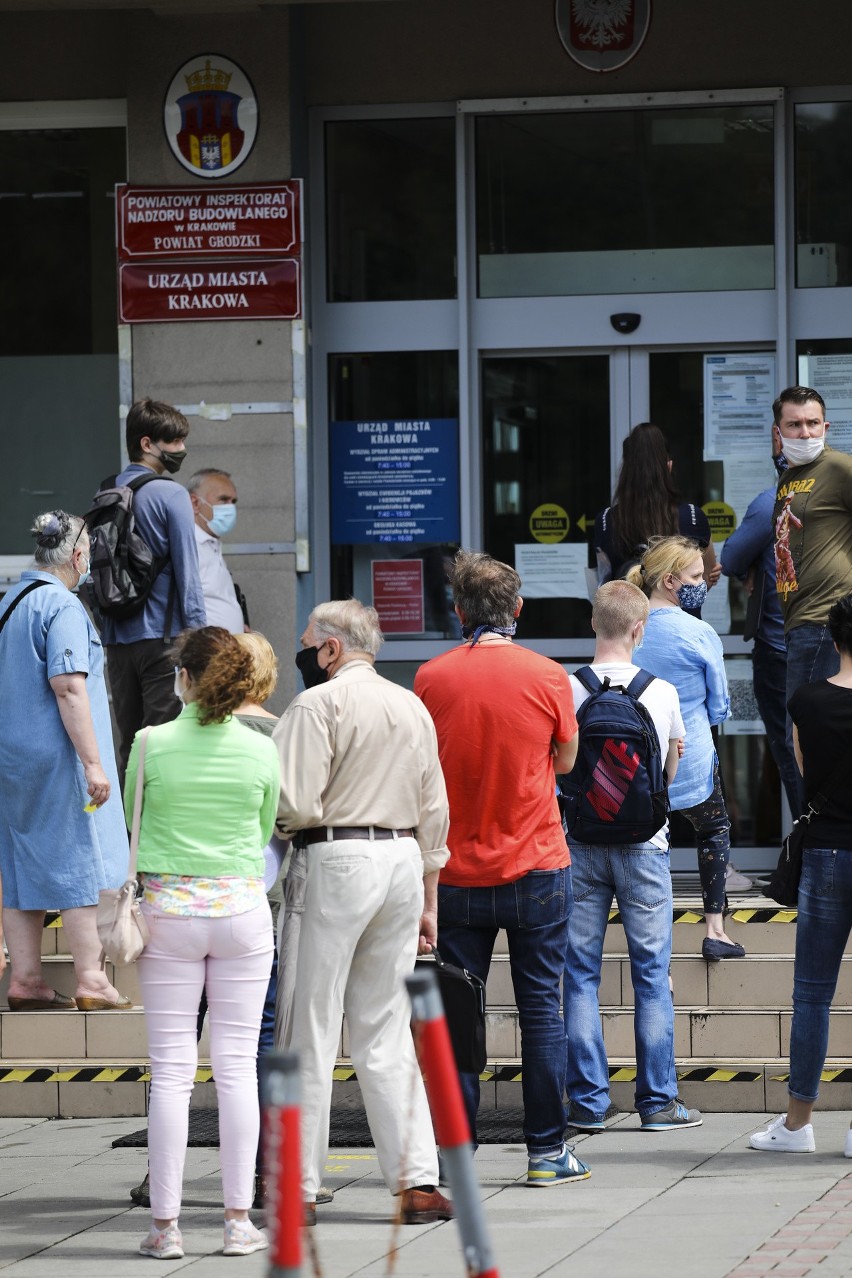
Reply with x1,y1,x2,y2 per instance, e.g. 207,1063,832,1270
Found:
515,542,589,599
704,353,776,461
702,558,731,636
723,459,773,525
797,352,852,454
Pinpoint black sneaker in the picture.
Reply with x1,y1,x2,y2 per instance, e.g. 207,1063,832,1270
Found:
566,1102,619,1132
129,1171,150,1207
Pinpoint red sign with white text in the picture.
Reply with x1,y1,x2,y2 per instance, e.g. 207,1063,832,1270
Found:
116,182,301,260
118,259,301,323
371,560,425,635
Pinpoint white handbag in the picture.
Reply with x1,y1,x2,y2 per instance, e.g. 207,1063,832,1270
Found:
96,728,151,966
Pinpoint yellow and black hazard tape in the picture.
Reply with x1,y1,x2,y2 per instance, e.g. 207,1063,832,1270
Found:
770,1068,852,1084
0,1066,213,1084
607,907,797,926
334,1064,762,1086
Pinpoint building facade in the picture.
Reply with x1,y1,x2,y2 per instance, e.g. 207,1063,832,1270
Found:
4,0,852,862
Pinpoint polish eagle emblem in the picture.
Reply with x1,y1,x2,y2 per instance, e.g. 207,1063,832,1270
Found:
555,0,651,71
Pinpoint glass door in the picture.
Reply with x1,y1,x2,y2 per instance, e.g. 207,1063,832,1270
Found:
481,351,616,643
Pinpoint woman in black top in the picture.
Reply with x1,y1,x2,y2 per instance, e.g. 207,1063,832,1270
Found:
594,423,721,617
750,592,852,1156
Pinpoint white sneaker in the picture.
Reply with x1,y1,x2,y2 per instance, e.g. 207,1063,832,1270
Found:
749,1114,815,1153
139,1222,184,1259
844,1128,852,1158
223,1219,269,1257
725,864,754,891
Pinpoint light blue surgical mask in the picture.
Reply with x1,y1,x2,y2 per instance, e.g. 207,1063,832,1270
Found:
208,504,237,537
75,554,91,589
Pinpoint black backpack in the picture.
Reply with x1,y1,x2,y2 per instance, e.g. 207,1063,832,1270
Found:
559,666,669,845
84,473,171,619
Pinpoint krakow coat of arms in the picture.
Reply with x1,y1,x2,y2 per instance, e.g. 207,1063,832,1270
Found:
164,55,259,180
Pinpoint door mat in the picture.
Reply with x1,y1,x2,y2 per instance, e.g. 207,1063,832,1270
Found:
113,1105,528,1149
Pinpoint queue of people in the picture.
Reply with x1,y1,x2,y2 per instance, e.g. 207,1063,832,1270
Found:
4,381,852,1255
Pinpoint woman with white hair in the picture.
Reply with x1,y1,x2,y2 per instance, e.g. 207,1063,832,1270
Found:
0,510,129,1012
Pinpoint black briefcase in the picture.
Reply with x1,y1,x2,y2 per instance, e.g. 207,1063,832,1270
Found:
414,948,487,1074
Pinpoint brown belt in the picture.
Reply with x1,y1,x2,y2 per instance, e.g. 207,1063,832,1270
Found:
298,826,414,845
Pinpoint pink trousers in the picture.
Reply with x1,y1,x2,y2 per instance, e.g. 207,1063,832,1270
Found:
137,901,274,1219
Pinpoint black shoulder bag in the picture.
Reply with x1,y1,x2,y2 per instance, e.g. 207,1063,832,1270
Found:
767,742,852,907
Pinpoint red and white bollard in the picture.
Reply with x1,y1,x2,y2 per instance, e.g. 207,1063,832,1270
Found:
260,1051,303,1278
406,967,500,1278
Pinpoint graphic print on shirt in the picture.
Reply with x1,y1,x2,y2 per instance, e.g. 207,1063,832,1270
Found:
774,477,813,600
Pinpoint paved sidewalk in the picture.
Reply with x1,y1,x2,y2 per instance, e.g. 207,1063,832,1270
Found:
3,1112,852,1276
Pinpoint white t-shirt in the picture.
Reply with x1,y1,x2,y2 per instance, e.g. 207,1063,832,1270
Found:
194,524,245,634
568,661,685,850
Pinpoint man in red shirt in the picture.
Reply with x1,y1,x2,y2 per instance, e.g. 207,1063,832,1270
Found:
415,550,588,1186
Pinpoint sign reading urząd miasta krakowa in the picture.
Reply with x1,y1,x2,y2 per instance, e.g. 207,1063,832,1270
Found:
116,181,303,322
330,419,460,545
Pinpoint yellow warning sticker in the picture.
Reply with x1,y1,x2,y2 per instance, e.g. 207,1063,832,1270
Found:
529,504,569,543
702,501,737,543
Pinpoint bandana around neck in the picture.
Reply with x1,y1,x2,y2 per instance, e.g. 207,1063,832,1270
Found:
462,622,517,647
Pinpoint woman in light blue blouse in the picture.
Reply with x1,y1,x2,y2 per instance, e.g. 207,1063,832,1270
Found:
627,536,743,961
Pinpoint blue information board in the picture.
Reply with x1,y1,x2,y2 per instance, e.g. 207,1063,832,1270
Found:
330,418,460,545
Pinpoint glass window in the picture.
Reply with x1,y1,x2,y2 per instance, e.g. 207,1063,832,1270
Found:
0,126,125,555
797,339,852,439
476,106,775,297
0,128,124,355
796,104,852,287
481,354,611,639
328,351,460,638
325,118,456,302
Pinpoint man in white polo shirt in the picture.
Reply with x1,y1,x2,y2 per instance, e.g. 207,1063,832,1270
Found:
187,468,246,633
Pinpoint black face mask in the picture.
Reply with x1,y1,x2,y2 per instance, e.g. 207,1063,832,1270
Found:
295,644,329,690
155,445,188,475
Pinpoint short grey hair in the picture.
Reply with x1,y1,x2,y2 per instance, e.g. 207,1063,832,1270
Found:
31,510,86,568
450,549,520,629
311,599,383,657
186,468,232,494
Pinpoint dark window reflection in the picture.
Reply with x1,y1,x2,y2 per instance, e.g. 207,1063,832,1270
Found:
328,352,460,638
477,106,774,296
0,128,124,355
482,355,611,639
326,118,456,301
796,103,852,287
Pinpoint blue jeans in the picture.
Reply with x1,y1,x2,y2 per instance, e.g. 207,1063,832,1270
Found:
437,868,571,1156
564,842,676,1120
789,847,852,1102
752,639,804,816
785,624,840,790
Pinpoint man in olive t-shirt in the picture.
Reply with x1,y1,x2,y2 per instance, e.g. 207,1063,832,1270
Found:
772,385,852,707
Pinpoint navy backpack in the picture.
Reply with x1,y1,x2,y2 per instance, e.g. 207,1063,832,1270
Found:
558,666,669,845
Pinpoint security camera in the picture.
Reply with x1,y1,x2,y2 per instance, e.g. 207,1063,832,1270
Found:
610,313,641,335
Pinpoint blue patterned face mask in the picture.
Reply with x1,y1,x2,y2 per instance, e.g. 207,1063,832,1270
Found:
676,579,708,611
772,450,789,477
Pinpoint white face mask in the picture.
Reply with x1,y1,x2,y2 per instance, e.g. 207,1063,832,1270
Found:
780,434,825,467
173,666,185,704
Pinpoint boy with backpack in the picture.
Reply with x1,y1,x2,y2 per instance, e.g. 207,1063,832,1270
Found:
559,580,702,1133
87,399,206,782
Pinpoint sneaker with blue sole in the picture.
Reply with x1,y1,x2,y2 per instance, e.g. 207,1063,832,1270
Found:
566,1102,620,1133
640,1099,703,1131
527,1142,591,1187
